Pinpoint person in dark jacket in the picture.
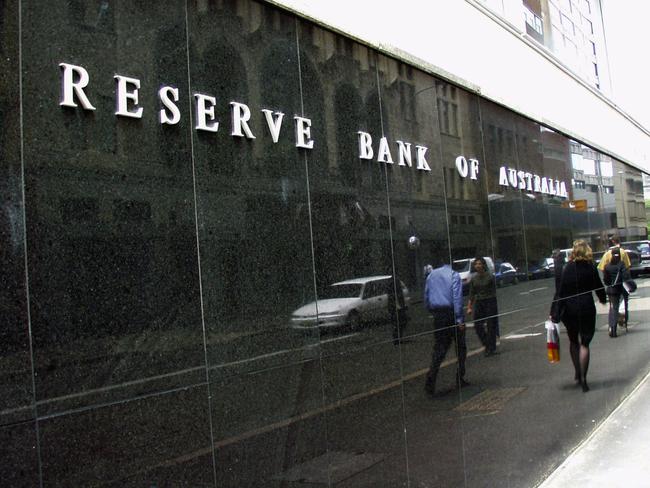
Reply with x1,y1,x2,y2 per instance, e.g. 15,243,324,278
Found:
387,277,408,345
467,257,499,356
423,261,467,396
603,247,630,338
553,240,607,392
549,248,566,323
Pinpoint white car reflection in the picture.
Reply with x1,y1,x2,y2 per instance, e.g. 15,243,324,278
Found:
290,275,408,331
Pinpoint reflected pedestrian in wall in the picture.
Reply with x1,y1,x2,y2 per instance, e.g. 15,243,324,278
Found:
552,240,606,392
388,276,408,345
549,248,565,322
603,247,630,338
467,257,499,357
423,261,468,396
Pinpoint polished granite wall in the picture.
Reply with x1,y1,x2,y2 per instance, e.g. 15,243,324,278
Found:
1,1,649,487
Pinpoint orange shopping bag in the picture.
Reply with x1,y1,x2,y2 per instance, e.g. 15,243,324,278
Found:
545,320,560,363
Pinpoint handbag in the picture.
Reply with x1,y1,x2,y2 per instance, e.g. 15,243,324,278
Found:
545,319,560,363
623,279,637,294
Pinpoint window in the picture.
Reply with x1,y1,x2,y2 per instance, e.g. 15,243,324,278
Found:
114,200,151,222
437,81,459,137
590,41,596,55
61,198,99,224
574,180,586,189
561,13,575,35
549,3,560,21
524,7,543,34
603,186,615,194
400,82,416,122
593,62,599,77
588,184,599,193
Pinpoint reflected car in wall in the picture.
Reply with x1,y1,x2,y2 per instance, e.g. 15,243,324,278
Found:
495,262,519,287
528,257,554,280
623,241,650,276
289,275,409,331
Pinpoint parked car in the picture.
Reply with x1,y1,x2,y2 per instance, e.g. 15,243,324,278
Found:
622,240,650,276
625,248,642,278
495,262,519,287
290,275,409,331
528,257,554,280
452,257,496,294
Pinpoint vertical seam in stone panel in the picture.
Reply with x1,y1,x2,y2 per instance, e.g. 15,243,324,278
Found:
430,80,469,488
375,61,412,487
476,99,499,294
17,0,45,486
512,120,532,287
295,17,333,488
183,1,219,486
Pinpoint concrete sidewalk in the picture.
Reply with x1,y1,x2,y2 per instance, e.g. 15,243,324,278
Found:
539,370,650,487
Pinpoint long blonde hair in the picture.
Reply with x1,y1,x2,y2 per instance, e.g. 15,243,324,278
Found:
572,239,593,262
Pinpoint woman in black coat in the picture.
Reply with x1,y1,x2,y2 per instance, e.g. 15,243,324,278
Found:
553,240,606,392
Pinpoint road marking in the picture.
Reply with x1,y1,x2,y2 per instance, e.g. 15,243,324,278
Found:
520,286,548,295
504,333,543,340
316,333,360,345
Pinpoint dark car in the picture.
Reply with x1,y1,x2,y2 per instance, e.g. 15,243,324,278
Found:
495,262,519,287
528,258,554,280
622,240,650,276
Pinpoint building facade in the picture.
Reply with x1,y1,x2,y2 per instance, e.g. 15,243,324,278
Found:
1,1,649,487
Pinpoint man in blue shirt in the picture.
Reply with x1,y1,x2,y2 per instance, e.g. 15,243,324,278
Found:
423,261,468,396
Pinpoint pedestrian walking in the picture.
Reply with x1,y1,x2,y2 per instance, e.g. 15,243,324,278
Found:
466,257,499,356
603,247,630,338
552,240,606,392
598,235,631,270
598,235,631,326
423,261,468,396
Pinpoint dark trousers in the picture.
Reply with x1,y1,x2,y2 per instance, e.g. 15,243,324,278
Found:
608,292,629,332
426,307,467,390
474,297,498,353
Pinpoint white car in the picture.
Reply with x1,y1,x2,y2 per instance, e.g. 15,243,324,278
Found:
290,275,409,331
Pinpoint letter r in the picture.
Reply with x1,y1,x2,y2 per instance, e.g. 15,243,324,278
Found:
59,63,96,110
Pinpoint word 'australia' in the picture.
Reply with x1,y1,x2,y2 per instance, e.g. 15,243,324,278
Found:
357,132,431,171
59,63,314,149
499,166,568,198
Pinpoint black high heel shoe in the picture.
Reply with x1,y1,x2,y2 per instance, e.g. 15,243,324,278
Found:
581,378,589,392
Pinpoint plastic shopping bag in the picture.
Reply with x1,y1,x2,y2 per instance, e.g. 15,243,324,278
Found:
545,320,560,363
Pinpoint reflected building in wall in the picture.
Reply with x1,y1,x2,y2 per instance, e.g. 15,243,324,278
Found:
1,1,649,487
